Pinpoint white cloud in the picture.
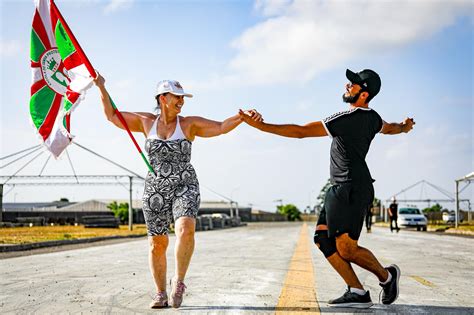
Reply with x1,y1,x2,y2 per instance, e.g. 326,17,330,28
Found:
229,0,473,85
103,0,134,14
0,40,22,57
254,0,292,17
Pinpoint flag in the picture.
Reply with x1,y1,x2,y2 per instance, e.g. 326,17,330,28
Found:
30,0,93,158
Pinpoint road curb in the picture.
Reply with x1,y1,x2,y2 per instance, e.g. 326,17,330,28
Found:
0,234,147,252
0,224,250,253
372,224,474,237
444,229,474,236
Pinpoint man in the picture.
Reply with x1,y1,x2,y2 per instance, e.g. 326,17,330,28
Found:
239,69,415,308
366,201,374,233
389,197,400,232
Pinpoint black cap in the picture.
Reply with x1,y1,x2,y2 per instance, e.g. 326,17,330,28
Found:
346,69,381,101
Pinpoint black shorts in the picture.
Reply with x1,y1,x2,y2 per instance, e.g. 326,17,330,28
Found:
316,183,374,240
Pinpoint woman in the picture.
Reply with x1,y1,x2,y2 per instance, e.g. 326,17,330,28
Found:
94,75,261,309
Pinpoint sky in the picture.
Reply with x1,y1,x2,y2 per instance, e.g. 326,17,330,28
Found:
1,0,473,213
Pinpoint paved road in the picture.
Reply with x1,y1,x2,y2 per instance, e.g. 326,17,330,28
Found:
1,222,473,314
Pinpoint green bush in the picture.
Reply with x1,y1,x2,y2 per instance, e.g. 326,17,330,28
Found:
422,203,443,213
277,204,302,221
107,201,134,224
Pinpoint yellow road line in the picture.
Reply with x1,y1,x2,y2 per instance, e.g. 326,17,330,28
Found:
275,223,320,314
409,275,436,287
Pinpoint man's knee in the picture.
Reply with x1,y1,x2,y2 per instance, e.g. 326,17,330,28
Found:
313,230,337,258
336,235,357,260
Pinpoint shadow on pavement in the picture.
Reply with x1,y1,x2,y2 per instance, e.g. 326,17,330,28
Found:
320,304,474,314
181,304,474,314
182,305,315,312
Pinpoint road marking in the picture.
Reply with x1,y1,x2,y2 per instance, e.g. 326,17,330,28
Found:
409,275,436,287
275,223,320,314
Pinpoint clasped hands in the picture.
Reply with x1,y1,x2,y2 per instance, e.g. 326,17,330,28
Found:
239,109,263,127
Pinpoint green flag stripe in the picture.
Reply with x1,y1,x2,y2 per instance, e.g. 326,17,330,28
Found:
30,29,46,63
64,98,74,113
30,86,56,129
63,115,68,129
55,21,76,61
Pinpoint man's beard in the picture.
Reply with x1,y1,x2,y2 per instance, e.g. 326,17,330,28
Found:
342,91,362,104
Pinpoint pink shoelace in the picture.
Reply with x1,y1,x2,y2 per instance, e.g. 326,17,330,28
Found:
153,292,167,301
175,281,187,296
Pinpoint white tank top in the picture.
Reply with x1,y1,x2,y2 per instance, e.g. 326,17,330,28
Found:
147,115,186,141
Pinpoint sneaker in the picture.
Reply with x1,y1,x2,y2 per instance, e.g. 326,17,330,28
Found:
380,264,401,304
149,291,168,309
328,287,373,309
170,277,187,308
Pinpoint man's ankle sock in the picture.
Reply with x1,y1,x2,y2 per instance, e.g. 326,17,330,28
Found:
350,287,367,296
380,270,392,285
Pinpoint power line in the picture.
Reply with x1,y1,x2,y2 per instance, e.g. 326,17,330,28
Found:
2,182,144,186
73,142,144,179
0,145,41,161
38,155,51,176
425,181,454,200
0,146,43,169
65,149,79,184
389,180,457,202
0,175,145,187
201,184,232,201
2,151,44,185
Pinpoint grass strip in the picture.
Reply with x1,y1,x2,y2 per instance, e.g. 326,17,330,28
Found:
0,225,148,244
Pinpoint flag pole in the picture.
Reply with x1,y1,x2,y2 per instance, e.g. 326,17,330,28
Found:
50,0,156,176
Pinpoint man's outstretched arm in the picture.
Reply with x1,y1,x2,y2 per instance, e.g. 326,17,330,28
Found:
239,109,327,138
380,117,415,135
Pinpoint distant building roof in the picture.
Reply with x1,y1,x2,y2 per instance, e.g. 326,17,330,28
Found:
3,200,251,212
3,201,76,211
200,201,250,210
58,200,111,212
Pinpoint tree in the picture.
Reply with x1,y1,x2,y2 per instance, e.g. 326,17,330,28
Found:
422,203,443,213
277,204,302,221
315,179,331,215
107,201,131,223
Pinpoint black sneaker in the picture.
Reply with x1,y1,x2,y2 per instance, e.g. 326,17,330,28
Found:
328,287,373,309
380,264,401,304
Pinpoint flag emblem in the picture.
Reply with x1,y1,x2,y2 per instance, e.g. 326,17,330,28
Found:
40,48,70,94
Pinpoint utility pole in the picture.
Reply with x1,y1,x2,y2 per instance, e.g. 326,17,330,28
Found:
229,201,234,218
0,184,3,223
379,199,385,222
129,176,133,231
455,180,459,229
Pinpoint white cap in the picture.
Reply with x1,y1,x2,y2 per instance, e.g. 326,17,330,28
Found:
156,80,193,98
